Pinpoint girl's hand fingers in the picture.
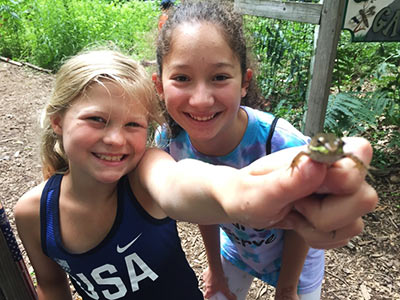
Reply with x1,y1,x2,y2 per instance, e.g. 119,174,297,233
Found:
294,182,378,232
280,211,365,249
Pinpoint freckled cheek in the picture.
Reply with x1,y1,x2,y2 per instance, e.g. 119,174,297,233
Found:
63,129,94,147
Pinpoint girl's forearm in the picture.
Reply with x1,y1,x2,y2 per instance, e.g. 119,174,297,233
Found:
276,230,309,292
199,224,223,272
137,149,235,224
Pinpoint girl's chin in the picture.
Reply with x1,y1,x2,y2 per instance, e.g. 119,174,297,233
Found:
95,173,125,184
187,131,217,143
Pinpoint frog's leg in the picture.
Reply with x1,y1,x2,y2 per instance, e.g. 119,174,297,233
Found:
289,151,308,174
342,153,374,181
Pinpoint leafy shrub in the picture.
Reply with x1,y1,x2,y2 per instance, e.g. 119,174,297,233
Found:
0,0,159,70
245,16,315,115
0,0,29,58
330,33,400,133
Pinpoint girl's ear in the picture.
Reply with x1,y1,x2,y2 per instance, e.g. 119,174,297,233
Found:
50,114,63,135
241,69,253,98
152,73,164,99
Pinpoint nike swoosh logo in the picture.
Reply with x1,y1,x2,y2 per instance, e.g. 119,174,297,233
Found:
117,233,142,253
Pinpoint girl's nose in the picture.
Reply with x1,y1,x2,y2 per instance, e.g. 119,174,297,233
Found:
103,127,126,147
188,83,214,108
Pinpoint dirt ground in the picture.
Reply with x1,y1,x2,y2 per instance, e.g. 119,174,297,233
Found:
0,61,399,299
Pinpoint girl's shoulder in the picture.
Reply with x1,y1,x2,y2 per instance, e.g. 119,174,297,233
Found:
243,106,309,148
243,106,274,121
127,148,170,220
14,181,46,222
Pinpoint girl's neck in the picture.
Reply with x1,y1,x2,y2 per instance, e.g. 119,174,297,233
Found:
61,171,119,205
190,108,248,157
57,171,119,254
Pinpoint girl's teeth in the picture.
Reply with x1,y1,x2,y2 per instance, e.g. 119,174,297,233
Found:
97,154,123,161
189,114,216,121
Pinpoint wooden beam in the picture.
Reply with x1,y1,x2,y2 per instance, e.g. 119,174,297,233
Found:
234,0,323,24
304,0,346,136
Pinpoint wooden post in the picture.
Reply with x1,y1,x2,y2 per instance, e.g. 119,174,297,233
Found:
0,205,37,300
304,0,346,136
235,0,346,136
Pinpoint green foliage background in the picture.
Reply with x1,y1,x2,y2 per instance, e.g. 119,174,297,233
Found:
246,16,399,169
0,0,159,70
0,0,399,168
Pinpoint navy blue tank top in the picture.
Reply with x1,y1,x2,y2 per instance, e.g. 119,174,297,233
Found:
40,174,203,299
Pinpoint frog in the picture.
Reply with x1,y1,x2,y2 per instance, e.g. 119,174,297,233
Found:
290,133,371,177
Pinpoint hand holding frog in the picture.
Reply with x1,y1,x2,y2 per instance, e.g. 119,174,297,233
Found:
241,136,378,249
290,136,377,248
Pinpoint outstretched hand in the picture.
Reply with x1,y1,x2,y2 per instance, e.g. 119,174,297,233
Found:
227,137,378,249
288,137,377,248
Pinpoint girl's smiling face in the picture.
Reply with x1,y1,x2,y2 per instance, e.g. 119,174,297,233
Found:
51,81,149,184
155,22,252,156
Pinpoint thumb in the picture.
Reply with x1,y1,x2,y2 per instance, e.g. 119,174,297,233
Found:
261,156,327,209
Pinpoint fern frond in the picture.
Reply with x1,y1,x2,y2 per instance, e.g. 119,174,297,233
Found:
324,92,378,133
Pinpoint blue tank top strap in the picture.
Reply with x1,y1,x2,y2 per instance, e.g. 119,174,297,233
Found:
40,174,63,257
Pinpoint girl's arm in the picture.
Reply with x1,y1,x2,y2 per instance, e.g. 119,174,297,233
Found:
199,225,236,300
14,185,72,300
133,147,326,227
275,230,309,300
135,137,377,248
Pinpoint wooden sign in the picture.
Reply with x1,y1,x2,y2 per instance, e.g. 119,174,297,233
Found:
343,0,400,42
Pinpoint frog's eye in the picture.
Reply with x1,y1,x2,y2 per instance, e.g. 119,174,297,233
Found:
333,139,344,150
317,136,325,145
